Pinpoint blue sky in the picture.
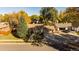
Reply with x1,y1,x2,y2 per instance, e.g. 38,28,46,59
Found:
0,7,66,16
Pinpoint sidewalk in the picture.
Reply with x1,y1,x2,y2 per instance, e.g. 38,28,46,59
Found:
0,39,24,43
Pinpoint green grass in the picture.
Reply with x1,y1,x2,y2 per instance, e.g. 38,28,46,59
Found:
76,32,79,35
0,34,19,40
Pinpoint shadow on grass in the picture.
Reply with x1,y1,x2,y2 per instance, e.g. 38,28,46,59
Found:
11,30,20,38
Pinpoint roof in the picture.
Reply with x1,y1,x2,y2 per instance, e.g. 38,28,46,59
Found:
0,22,9,29
28,24,55,30
44,26,54,30
27,24,43,28
55,23,72,28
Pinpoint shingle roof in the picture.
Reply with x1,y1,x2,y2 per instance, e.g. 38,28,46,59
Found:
0,22,9,29
55,23,72,28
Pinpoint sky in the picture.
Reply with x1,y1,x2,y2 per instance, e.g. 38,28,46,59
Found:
0,7,66,16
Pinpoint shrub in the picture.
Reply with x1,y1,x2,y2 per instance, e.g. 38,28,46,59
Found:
27,25,49,46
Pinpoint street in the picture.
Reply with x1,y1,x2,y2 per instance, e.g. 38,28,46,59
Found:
0,43,57,51
44,32,79,51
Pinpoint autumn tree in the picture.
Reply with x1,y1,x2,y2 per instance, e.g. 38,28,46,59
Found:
62,7,79,27
7,13,18,31
3,14,9,22
18,10,31,24
7,10,31,31
0,14,4,22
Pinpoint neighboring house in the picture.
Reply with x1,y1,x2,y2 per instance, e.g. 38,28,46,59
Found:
28,23,73,33
72,27,79,32
55,23,72,31
0,22,10,35
28,24,55,33
31,20,40,24
27,24,43,28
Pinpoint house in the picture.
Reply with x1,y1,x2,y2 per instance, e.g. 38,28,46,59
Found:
72,27,79,32
27,24,43,28
0,22,11,35
28,24,55,33
55,23,72,31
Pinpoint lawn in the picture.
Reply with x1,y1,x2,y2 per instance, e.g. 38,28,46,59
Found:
0,34,19,40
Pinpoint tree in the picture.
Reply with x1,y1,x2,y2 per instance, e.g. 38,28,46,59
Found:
16,16,28,39
8,13,18,31
62,7,79,27
18,10,31,24
39,15,44,24
29,26,45,46
0,14,4,22
58,11,64,23
64,7,77,14
3,14,9,22
8,10,31,31
40,7,58,25
31,15,39,24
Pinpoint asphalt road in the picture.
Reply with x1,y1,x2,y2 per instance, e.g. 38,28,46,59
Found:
45,32,79,51
0,43,57,51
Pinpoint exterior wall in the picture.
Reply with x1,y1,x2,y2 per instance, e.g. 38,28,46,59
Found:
72,27,79,32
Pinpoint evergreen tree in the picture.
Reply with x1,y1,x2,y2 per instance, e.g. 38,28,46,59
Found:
16,16,28,39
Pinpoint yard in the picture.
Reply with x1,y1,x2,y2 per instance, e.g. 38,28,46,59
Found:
0,34,19,40
0,34,24,43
